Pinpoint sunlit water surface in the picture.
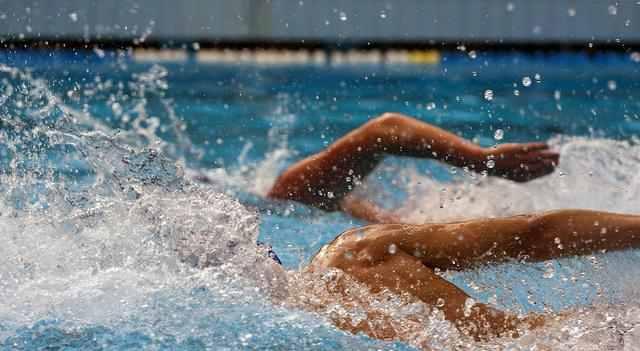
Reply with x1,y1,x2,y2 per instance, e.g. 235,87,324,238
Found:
1,51,640,350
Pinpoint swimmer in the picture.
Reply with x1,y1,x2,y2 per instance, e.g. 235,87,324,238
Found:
198,111,631,342
298,209,640,341
197,111,619,341
268,112,559,223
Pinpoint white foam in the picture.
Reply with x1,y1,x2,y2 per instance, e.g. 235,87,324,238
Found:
396,136,640,223
0,64,287,338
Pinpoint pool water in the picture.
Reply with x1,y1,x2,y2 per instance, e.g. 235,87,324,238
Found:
1,51,640,350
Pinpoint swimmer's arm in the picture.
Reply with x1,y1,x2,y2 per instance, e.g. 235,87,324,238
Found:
339,194,402,224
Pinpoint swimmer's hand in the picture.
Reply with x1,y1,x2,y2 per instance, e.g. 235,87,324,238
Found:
482,142,559,182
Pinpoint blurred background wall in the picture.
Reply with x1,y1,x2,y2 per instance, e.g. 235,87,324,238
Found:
0,0,638,44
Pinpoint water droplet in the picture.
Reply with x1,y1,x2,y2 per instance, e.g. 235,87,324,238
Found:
506,2,515,12
388,243,397,254
327,191,334,199
436,298,446,307
468,50,477,59
69,12,78,22
426,102,436,110
554,237,564,249
111,102,123,116
484,89,494,101
493,129,504,140
339,11,348,21
522,76,532,87
554,90,561,100
379,11,387,19
607,80,617,91
608,5,618,15
463,298,476,317
513,89,520,96
534,73,541,81
543,262,555,278
568,8,576,17
486,160,496,169
93,47,106,58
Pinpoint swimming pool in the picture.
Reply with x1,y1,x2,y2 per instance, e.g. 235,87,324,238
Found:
1,50,640,350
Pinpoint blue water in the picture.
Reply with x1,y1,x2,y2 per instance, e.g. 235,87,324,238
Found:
2,50,640,350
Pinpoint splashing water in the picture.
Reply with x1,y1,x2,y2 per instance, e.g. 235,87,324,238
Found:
182,83,640,349
193,93,296,197
2,59,640,351
398,136,640,222
192,124,640,349
0,83,279,316
0,64,400,350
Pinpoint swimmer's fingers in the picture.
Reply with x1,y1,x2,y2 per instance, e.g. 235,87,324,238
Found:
484,142,559,182
522,160,557,178
491,144,559,165
506,159,557,182
488,155,557,182
520,144,560,167
514,142,550,153
497,142,548,151
486,143,552,159
518,150,560,164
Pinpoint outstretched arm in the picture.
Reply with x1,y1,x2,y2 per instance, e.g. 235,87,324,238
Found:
268,113,559,215
364,209,640,271
321,209,640,340
323,230,542,340
363,113,558,181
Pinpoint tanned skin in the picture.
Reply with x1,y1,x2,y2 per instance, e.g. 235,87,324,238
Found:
268,112,559,223
306,210,640,340
265,112,638,341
